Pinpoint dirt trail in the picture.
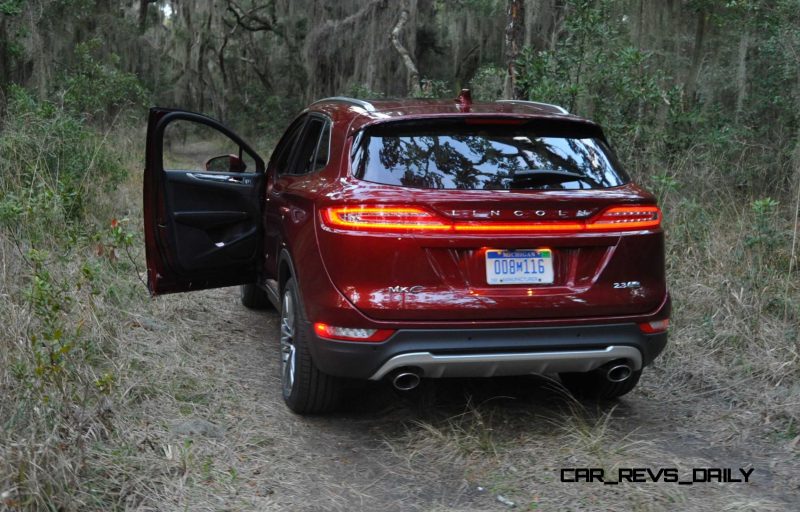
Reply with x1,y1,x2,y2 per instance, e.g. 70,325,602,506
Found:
134,287,799,511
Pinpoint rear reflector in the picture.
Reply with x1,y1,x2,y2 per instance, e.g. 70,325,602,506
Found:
313,323,395,342
638,319,670,334
321,205,662,234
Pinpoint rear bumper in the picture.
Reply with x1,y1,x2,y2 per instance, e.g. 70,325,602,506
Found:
367,345,642,380
306,322,668,380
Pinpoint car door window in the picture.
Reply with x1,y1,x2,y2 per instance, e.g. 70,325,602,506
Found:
273,116,306,175
313,123,331,172
163,120,256,173
292,118,330,175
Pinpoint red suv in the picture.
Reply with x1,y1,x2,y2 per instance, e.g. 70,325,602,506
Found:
143,91,670,414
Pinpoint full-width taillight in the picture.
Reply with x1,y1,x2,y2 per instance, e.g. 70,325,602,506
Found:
313,323,395,342
638,319,670,334
320,205,661,233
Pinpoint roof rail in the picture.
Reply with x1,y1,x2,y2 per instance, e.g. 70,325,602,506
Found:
495,99,569,115
311,96,376,112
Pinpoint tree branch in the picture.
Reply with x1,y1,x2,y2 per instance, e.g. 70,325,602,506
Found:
225,0,297,56
390,8,421,97
503,0,525,99
226,1,276,33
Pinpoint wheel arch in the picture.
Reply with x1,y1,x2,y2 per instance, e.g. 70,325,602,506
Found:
278,248,298,294
278,249,313,323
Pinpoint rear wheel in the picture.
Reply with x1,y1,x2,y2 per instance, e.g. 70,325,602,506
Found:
240,282,272,309
560,368,642,400
279,278,341,414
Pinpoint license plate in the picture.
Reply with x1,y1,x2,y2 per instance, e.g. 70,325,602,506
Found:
485,249,554,285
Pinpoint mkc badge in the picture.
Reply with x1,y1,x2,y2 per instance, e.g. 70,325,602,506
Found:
387,285,424,293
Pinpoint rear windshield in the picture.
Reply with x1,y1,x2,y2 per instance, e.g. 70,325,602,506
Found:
352,120,629,190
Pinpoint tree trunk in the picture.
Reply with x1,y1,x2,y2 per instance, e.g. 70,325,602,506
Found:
503,0,525,99
685,9,707,106
0,15,8,92
635,0,644,49
390,5,421,97
138,0,156,33
735,30,749,121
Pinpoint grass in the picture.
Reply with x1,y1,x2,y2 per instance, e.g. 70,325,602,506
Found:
0,109,147,508
380,151,800,510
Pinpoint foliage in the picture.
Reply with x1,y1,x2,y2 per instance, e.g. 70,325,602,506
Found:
61,39,148,124
516,1,670,156
0,0,24,15
513,0,799,190
348,83,385,99
507,0,799,406
469,65,505,101
347,84,385,99
747,197,783,250
413,78,451,99
0,86,128,226
0,58,143,509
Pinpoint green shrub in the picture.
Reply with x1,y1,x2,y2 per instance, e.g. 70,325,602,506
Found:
0,86,128,233
61,39,148,125
348,83,385,99
0,83,142,507
469,65,506,101
512,0,798,189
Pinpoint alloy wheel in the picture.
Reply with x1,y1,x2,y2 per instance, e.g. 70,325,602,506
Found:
280,291,296,397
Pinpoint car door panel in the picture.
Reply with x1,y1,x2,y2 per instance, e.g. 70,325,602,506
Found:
144,108,265,295
265,115,331,296
164,170,261,270
263,115,308,279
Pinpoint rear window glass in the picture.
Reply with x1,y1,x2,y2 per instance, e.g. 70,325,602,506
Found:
352,120,629,190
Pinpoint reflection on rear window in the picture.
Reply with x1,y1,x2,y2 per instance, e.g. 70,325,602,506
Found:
352,121,629,190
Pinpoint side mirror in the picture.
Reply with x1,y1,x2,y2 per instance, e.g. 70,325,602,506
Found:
205,154,247,173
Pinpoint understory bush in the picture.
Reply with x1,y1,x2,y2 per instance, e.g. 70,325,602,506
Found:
510,0,800,422
0,72,144,509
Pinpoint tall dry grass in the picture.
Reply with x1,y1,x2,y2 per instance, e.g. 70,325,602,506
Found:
648,146,800,421
0,89,148,509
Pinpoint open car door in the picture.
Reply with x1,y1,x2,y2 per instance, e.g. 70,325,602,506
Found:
143,108,265,295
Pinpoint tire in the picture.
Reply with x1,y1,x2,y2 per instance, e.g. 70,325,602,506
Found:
240,282,272,309
560,368,642,400
279,278,341,414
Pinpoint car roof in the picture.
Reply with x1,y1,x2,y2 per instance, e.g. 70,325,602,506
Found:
304,94,599,133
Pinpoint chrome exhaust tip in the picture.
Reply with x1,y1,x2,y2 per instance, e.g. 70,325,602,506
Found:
391,371,421,391
606,363,633,383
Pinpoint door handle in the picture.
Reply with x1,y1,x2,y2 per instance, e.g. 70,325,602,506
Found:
188,172,227,182
188,172,248,184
